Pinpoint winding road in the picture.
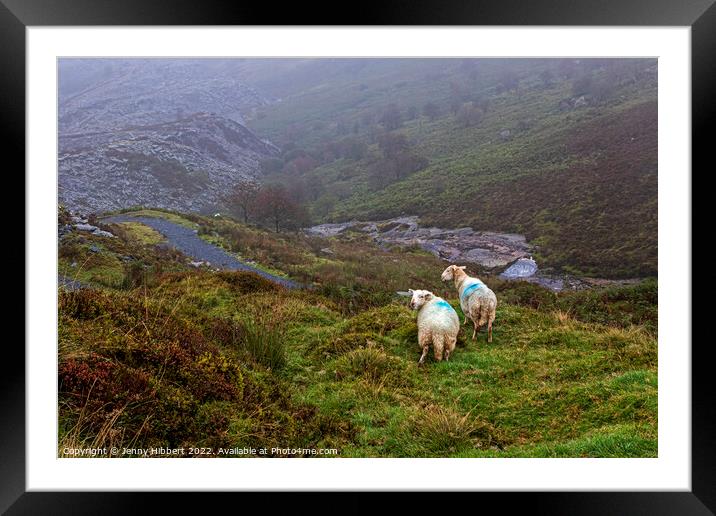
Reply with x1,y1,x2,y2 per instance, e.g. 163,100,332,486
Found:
101,215,301,289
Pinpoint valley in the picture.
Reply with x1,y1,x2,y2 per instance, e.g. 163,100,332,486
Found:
56,58,659,459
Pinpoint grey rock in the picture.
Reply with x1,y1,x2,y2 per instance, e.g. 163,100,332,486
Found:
307,216,530,269
500,257,538,279
58,59,281,215
73,223,115,238
75,223,98,232
574,95,588,108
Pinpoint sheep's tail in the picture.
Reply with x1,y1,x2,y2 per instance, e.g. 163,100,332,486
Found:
432,334,446,361
478,297,497,327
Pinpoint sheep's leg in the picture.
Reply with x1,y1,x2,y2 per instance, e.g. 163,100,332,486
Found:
448,337,457,357
472,320,478,340
445,339,455,361
418,346,429,366
488,320,493,343
418,331,432,366
433,335,445,362
463,316,468,325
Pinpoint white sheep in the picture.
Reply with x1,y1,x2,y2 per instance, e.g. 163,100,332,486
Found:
408,289,460,365
441,265,497,342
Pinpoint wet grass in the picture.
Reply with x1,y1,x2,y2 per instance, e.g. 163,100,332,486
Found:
58,209,657,457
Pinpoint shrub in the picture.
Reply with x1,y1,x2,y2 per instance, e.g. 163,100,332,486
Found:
239,316,287,371
215,270,284,294
408,405,504,456
315,332,375,358
333,344,411,387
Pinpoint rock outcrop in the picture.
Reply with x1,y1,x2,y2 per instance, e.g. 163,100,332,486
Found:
58,59,280,215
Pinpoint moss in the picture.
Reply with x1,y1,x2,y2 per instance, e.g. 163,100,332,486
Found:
113,221,165,245
107,208,199,229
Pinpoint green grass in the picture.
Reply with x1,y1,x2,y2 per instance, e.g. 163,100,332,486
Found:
104,207,200,228
58,209,657,457
113,221,166,245
58,217,190,289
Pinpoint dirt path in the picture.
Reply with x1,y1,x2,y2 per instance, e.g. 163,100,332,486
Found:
102,215,301,289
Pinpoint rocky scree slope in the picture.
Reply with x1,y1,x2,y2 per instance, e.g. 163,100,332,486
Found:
59,59,279,215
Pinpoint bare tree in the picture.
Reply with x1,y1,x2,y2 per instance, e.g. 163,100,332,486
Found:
225,181,260,223
255,183,303,233
378,132,409,160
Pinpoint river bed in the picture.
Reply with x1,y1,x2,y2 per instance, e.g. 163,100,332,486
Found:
306,216,637,292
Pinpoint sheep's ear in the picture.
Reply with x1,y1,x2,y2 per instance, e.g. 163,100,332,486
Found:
424,292,433,300
408,288,414,293
458,266,467,270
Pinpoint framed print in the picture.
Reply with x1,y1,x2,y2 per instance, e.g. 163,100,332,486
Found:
7,0,714,513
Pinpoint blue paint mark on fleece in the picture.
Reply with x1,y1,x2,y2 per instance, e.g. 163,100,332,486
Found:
460,280,484,303
435,300,454,311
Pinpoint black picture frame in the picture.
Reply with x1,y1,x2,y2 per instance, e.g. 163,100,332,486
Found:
6,0,712,513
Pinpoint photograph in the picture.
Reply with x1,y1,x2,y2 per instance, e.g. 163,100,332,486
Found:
56,56,660,460
9,14,705,509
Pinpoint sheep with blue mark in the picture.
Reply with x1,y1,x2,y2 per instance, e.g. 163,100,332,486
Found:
441,265,497,343
408,289,460,365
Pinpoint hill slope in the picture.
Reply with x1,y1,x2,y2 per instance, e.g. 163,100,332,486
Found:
58,59,279,215
58,208,657,458
243,58,657,278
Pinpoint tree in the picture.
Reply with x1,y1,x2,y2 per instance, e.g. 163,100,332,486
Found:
379,103,403,131
283,155,318,175
375,132,427,181
225,181,260,223
557,59,577,79
259,157,284,175
456,102,483,127
336,119,349,135
449,81,467,102
394,153,428,179
378,132,409,160
339,137,368,161
255,183,303,233
497,68,519,94
423,101,440,121
449,98,462,115
313,192,338,218
539,68,554,88
572,73,593,97
405,105,419,120
473,94,490,114
589,80,615,103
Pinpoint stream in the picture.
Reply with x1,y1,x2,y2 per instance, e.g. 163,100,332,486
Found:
306,216,635,292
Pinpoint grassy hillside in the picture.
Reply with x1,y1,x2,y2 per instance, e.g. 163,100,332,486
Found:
58,209,657,457
242,58,657,278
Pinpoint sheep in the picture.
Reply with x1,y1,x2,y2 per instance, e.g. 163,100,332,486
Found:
441,265,497,342
408,289,460,365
